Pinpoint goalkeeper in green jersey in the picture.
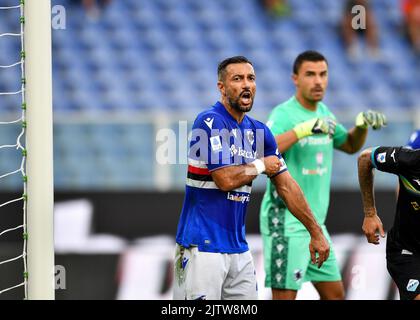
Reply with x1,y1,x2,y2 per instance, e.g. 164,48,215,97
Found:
260,50,386,300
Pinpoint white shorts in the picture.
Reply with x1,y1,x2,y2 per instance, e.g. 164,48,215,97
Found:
173,244,258,300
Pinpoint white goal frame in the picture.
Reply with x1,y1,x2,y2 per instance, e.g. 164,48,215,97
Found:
25,0,55,300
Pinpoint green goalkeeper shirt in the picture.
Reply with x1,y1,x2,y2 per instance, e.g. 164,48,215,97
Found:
260,96,348,236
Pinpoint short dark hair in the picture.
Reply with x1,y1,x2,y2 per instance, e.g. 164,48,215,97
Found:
217,56,253,81
293,50,328,74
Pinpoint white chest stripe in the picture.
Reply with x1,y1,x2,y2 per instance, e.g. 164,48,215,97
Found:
186,178,252,193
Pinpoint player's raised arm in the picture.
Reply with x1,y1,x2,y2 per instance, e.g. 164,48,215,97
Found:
338,110,387,154
357,148,385,245
274,117,336,153
271,171,330,268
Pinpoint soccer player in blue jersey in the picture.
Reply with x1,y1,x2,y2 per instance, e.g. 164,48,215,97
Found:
173,56,330,300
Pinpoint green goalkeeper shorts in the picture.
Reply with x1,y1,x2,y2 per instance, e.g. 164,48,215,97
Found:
262,226,342,290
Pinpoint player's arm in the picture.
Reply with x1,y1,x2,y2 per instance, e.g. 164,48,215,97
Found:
338,110,387,154
211,156,280,192
337,126,368,154
275,118,336,153
274,130,299,153
271,171,330,267
357,148,385,244
192,114,278,192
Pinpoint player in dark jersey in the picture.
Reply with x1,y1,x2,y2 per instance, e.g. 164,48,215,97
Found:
173,56,329,300
358,146,420,300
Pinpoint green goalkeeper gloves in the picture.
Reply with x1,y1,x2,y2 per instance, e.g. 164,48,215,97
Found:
293,117,336,140
355,110,387,130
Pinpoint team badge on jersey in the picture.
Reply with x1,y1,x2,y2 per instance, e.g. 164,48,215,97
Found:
245,130,255,145
376,152,386,163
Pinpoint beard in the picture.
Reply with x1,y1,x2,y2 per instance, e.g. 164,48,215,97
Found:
228,94,253,113
308,87,325,102
308,96,323,103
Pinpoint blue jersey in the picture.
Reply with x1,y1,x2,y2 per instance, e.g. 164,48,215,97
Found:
176,101,287,253
407,130,420,150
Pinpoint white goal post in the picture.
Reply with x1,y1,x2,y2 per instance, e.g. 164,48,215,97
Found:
25,0,55,300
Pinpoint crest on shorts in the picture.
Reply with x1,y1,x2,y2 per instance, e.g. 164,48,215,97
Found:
407,279,419,292
294,269,303,282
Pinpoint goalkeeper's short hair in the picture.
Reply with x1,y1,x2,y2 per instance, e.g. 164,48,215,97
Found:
293,50,328,75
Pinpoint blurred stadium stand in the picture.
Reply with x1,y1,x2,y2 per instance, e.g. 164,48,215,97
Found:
0,0,419,191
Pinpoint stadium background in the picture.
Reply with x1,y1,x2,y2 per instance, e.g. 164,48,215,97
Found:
0,0,419,299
